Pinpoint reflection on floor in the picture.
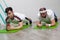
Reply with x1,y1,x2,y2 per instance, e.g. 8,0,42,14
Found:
0,21,60,40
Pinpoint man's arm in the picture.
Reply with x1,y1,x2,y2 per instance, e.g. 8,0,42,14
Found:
12,16,23,29
46,19,55,27
6,17,11,30
6,23,11,30
46,11,56,27
36,21,42,27
14,21,23,29
6,21,23,30
51,19,55,26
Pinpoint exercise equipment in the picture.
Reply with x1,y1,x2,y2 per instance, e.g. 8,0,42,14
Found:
34,22,58,30
0,25,30,33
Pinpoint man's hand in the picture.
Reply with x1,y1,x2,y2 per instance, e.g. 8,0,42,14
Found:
15,21,23,29
46,24,49,26
37,24,42,27
46,24,52,28
41,22,46,26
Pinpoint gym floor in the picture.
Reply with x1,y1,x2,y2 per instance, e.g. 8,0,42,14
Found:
0,21,60,40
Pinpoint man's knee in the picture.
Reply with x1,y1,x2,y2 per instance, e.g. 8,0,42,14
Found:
25,17,32,25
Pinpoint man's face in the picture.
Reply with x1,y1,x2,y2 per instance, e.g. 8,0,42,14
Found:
40,12,47,18
7,10,14,19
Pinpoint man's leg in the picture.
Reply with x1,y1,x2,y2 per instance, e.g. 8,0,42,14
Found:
25,17,32,25
54,13,58,22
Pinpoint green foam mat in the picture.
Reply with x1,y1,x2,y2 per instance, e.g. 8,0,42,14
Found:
0,25,30,33
34,22,58,30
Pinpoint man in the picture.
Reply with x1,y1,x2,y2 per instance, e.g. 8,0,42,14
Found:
36,7,58,27
5,7,32,30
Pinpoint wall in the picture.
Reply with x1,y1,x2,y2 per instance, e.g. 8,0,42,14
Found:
0,0,60,24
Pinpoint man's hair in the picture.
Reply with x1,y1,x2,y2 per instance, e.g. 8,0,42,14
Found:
5,7,13,13
39,7,46,11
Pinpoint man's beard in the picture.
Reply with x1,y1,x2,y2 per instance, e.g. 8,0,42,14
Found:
41,15,46,18
10,15,14,20
11,17,14,20
43,16,46,18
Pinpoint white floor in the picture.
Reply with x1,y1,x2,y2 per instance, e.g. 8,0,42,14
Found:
0,21,60,40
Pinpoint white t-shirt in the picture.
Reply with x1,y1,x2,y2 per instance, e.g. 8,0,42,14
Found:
14,12,28,25
38,9,55,23
14,12,27,20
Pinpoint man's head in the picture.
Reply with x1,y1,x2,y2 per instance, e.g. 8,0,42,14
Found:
5,7,14,19
39,7,47,18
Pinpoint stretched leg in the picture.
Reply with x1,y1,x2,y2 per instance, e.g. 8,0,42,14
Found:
25,17,32,25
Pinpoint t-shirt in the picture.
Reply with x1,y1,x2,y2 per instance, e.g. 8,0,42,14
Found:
14,12,27,20
14,12,29,25
38,9,55,24
6,15,22,27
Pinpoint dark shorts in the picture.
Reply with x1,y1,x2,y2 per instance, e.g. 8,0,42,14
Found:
25,17,32,25
54,13,58,22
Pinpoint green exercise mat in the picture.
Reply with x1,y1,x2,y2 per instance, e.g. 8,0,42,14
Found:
0,25,30,33
34,22,58,30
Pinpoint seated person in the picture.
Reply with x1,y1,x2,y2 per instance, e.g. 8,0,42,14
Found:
5,7,32,30
36,7,58,27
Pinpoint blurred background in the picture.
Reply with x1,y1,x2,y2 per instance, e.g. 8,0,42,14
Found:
0,0,60,21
